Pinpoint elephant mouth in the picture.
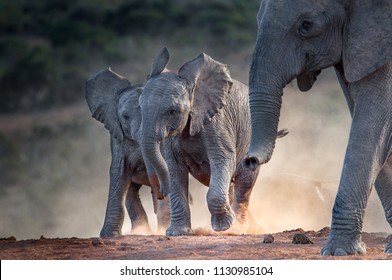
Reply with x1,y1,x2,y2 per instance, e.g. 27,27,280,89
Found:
297,70,321,92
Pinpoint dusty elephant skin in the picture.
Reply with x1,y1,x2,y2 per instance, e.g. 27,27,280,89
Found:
243,0,392,256
139,48,287,236
85,69,170,237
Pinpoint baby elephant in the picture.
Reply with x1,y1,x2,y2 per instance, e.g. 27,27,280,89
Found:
139,48,288,235
85,68,169,237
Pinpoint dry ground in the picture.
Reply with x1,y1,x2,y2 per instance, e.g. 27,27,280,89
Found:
1,227,391,260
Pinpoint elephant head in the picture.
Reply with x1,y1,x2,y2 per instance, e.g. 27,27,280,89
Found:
139,47,233,196
85,68,141,141
85,68,163,199
244,0,392,170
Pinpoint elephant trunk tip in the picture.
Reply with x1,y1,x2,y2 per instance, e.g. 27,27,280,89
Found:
148,175,165,200
242,155,261,171
156,191,165,200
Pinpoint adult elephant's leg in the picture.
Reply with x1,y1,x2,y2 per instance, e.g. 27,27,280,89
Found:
166,159,192,236
322,65,392,256
100,156,130,237
321,120,378,256
125,182,151,234
375,155,392,253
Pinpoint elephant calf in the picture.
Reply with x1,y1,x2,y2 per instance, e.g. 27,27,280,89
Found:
138,48,287,236
85,68,169,237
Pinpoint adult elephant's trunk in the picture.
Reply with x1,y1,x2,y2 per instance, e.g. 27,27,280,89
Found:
141,134,170,198
243,53,284,171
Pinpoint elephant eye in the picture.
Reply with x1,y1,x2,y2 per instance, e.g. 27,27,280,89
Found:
168,109,176,116
299,19,314,36
122,114,130,120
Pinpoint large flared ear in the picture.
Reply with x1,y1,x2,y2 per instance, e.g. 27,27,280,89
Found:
85,68,131,141
178,53,233,136
343,0,392,83
150,47,170,78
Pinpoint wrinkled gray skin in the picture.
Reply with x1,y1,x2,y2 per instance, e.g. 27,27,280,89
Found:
86,69,169,237
139,48,287,236
244,0,392,255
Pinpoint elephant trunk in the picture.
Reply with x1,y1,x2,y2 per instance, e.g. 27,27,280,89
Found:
243,55,284,171
141,134,170,199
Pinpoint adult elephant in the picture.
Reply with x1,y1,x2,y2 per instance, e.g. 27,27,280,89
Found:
86,68,169,237
243,0,392,256
139,48,287,236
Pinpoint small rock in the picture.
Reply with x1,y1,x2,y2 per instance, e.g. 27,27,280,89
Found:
157,236,171,241
292,233,313,244
91,237,104,246
262,234,274,244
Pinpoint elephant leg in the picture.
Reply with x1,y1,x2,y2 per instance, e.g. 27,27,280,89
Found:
166,161,192,236
207,161,236,232
375,155,392,253
232,164,260,225
125,183,151,234
156,196,170,234
321,135,375,256
100,156,129,238
321,67,392,256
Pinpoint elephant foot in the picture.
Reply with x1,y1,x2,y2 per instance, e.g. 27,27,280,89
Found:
100,228,121,238
166,225,193,236
211,210,235,232
385,235,392,253
321,231,366,256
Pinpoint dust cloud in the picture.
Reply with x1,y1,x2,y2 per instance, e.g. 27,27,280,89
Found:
0,61,390,241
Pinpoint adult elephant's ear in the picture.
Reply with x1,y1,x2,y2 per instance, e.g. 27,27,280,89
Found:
85,68,131,141
178,53,233,136
343,0,392,83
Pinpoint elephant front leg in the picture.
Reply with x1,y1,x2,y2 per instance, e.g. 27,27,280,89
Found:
100,157,129,238
321,103,391,256
375,155,392,254
321,140,379,256
207,166,236,232
166,163,193,236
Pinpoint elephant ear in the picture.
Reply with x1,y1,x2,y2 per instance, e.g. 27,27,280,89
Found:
178,53,233,136
343,0,392,83
149,47,170,78
85,68,131,141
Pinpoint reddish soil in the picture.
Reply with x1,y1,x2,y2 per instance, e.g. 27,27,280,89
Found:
1,228,391,260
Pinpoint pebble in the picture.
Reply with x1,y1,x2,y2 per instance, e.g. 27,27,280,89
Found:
292,233,313,244
262,234,274,243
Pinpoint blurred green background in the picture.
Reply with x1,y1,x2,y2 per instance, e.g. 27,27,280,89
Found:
0,0,258,113
0,0,389,240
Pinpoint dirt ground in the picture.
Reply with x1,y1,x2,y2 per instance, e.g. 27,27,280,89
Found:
1,227,391,260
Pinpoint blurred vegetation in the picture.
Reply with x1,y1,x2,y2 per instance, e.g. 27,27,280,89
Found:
0,132,22,189
0,0,259,113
